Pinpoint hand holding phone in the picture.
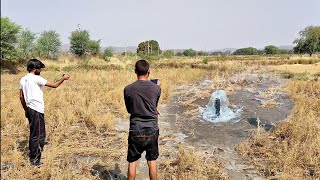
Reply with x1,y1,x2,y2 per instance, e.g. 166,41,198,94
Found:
150,79,160,85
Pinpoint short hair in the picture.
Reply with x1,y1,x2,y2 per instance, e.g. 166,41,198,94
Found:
27,58,45,72
135,60,149,76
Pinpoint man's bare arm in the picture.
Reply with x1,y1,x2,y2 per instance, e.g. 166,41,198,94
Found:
45,74,70,88
20,89,27,112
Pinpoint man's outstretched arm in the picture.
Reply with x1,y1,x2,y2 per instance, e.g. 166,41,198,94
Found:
45,74,70,88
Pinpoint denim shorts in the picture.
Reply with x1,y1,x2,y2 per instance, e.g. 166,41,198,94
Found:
127,129,159,162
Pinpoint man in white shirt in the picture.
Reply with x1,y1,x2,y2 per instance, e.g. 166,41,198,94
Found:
19,59,70,166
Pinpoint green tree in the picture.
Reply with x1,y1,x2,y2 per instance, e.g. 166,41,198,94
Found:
293,26,320,56
279,49,294,54
233,47,258,55
197,51,208,56
69,30,90,56
183,49,197,57
162,50,174,58
137,40,161,55
17,29,36,59
211,51,223,56
36,30,61,59
264,45,280,55
175,52,183,56
102,48,113,61
0,17,21,60
87,40,101,56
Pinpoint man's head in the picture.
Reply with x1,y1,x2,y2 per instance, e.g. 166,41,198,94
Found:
135,60,150,77
27,58,45,75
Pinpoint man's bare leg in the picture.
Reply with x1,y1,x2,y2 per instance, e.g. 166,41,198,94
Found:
128,161,138,180
147,160,157,180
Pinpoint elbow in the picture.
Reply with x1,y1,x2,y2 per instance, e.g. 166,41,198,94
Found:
51,84,59,88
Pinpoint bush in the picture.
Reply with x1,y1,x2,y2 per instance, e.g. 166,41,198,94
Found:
197,51,208,56
162,50,174,58
138,53,160,61
69,29,90,56
175,52,183,56
102,48,113,61
183,49,197,57
233,47,258,55
202,57,209,64
87,40,101,56
264,45,280,55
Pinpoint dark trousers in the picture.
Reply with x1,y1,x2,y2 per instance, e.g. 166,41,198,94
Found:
27,107,46,164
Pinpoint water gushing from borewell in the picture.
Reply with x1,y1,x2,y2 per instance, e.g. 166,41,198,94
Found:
199,90,241,123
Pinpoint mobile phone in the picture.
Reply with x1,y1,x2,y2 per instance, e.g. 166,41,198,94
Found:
150,79,159,84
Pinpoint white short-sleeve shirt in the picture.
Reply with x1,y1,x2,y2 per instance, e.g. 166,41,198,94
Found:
20,73,47,113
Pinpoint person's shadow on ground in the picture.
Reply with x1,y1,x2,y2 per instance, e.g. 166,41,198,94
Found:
17,139,29,158
91,163,126,180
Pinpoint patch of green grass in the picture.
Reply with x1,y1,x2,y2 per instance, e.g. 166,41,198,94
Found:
202,57,209,64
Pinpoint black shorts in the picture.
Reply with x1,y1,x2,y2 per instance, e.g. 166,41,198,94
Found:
127,129,159,162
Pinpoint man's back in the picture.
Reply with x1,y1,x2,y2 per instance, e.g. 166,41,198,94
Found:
124,80,161,131
20,73,47,113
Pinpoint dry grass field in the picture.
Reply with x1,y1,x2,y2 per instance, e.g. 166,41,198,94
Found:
1,55,319,179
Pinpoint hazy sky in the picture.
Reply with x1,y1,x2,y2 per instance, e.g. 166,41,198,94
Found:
2,0,320,50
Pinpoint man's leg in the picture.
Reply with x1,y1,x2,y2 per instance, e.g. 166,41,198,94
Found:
27,108,44,165
127,160,138,180
147,160,157,180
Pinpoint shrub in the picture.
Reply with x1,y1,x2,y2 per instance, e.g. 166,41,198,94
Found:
69,29,90,56
183,49,197,57
102,48,113,61
162,50,174,58
87,40,101,56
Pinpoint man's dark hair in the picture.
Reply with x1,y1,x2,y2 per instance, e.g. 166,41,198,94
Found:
27,58,45,72
135,60,149,76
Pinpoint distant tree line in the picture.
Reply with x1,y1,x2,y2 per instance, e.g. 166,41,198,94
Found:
0,17,107,62
232,46,293,55
1,17,319,62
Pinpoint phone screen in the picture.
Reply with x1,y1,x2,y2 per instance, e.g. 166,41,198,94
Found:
150,79,158,84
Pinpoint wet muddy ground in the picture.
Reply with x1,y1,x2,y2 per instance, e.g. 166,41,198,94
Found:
159,69,293,179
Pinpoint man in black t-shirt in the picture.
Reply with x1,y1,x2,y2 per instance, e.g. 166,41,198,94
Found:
124,60,161,180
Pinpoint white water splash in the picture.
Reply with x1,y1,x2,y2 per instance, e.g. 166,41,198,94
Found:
199,90,241,123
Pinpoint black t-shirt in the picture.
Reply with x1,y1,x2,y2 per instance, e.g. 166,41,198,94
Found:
124,80,161,132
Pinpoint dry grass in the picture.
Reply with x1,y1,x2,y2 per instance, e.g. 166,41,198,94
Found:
236,80,320,179
1,57,227,179
158,145,228,180
1,55,320,179
269,64,320,74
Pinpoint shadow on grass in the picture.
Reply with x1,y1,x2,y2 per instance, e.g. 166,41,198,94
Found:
91,163,126,180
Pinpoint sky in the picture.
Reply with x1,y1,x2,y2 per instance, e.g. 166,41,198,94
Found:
2,0,320,51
